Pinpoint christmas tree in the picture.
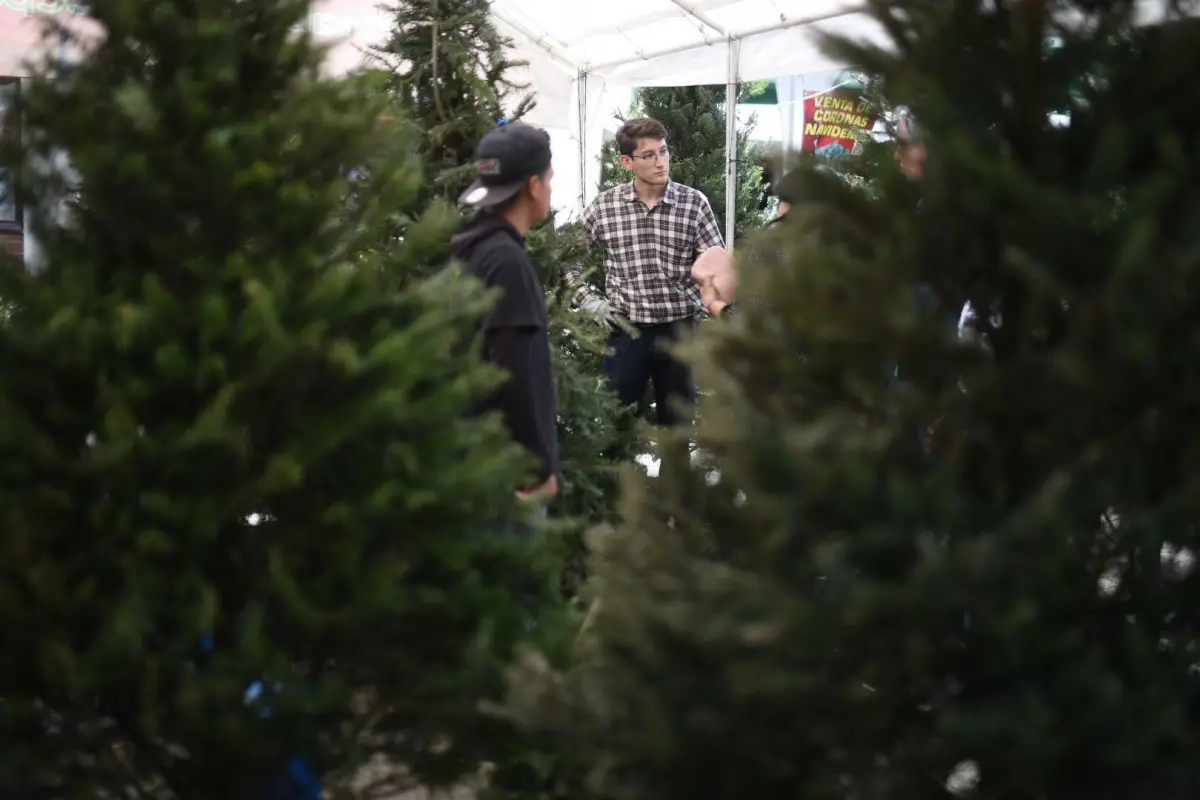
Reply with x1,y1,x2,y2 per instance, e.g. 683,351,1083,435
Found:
599,85,765,240
505,1,1200,798
374,0,642,536
371,0,532,205
0,0,565,795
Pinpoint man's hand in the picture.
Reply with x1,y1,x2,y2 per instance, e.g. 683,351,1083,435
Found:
517,474,558,501
697,273,727,317
578,295,618,326
692,246,736,315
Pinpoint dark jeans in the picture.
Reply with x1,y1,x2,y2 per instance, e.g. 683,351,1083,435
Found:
603,317,696,427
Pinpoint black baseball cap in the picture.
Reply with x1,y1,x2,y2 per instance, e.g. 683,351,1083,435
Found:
458,122,552,208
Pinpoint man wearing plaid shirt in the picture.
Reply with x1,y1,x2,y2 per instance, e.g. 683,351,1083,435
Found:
569,117,726,427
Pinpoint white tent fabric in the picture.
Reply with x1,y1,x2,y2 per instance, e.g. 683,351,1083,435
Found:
492,0,1182,240
491,0,878,87
492,0,888,242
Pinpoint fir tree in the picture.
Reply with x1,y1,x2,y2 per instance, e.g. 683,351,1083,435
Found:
506,2,1200,799
0,0,564,795
372,0,532,206
600,86,765,239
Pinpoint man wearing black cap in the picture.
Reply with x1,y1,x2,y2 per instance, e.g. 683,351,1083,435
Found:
452,122,558,500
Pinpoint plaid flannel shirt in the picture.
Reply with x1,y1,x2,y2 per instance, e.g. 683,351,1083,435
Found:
571,180,724,325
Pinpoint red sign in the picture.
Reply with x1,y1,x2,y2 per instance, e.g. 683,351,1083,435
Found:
801,91,875,159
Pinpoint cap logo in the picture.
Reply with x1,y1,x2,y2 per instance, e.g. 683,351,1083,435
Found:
476,158,501,176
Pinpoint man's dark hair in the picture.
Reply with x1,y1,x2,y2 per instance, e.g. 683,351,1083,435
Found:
615,117,668,157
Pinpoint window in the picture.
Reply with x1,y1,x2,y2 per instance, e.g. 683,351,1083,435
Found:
0,77,19,232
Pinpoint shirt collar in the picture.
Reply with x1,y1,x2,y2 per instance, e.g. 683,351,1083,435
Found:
622,179,677,205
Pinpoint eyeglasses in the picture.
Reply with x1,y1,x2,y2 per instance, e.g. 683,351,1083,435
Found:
630,146,670,164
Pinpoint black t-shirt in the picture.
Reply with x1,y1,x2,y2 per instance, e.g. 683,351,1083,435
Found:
451,213,558,486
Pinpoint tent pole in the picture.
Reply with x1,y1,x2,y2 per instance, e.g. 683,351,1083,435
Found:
724,37,739,250
577,70,588,213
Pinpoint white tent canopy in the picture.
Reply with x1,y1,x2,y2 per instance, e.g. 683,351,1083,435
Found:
494,0,1182,242
492,0,876,86
491,0,887,245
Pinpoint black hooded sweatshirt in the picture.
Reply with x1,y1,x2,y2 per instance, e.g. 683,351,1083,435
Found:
451,212,558,487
